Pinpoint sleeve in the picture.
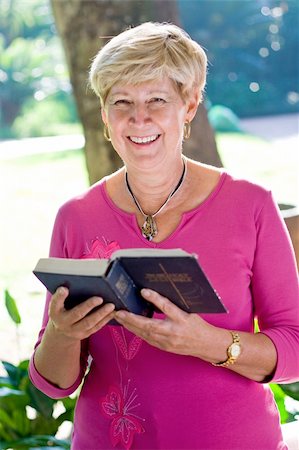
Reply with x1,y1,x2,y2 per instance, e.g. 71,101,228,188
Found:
28,338,89,399
28,207,89,398
251,191,299,383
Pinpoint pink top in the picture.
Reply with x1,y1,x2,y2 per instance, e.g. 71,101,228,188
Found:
29,172,299,450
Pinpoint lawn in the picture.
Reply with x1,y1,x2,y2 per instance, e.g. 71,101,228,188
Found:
0,149,89,362
0,132,298,363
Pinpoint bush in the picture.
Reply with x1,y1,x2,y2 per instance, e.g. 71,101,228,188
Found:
12,93,79,138
0,360,74,449
0,290,76,449
208,104,243,132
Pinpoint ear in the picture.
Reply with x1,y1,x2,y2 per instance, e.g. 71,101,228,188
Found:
185,90,200,123
101,108,107,126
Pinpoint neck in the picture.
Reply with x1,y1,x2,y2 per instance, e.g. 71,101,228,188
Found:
125,156,186,215
125,156,187,241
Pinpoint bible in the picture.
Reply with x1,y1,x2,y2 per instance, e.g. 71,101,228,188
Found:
33,248,227,317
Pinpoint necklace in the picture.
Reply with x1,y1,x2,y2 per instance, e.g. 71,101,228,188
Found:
125,156,187,241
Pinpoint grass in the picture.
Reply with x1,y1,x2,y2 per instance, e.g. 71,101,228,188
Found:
0,149,89,362
217,133,298,206
0,132,298,363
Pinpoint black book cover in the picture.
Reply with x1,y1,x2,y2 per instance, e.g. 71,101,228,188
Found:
33,249,226,317
117,256,226,314
34,262,153,317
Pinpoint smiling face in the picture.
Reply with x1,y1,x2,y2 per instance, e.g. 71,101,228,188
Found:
101,78,198,170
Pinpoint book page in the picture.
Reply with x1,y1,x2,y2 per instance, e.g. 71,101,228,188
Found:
111,248,191,259
34,258,109,276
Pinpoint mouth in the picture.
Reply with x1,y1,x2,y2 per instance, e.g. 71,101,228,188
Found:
128,134,160,145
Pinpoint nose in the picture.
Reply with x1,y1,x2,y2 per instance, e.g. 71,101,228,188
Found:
129,103,151,126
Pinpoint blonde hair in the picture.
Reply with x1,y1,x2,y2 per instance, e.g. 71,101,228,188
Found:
89,22,207,106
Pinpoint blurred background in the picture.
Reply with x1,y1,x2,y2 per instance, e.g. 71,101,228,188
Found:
1,0,298,139
0,0,298,446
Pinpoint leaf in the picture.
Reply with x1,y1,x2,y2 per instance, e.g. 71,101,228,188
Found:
27,382,55,418
61,395,77,411
30,415,59,436
18,360,29,371
1,361,27,388
0,408,17,430
0,434,70,449
270,384,290,424
279,382,299,401
55,409,73,426
0,387,29,410
0,376,13,389
12,409,31,437
4,290,21,325
1,361,18,381
0,421,15,442
0,421,18,443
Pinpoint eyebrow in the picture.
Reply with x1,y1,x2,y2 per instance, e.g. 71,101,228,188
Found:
110,90,170,97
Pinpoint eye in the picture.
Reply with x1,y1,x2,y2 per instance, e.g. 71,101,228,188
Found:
149,97,166,104
114,99,131,106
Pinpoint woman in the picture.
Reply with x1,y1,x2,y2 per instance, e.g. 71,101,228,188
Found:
29,22,299,449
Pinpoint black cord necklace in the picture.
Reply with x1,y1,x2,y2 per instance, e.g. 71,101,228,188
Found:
125,156,187,241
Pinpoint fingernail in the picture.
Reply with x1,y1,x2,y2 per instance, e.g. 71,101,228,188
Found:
58,287,67,295
141,288,151,298
115,311,126,320
106,303,115,312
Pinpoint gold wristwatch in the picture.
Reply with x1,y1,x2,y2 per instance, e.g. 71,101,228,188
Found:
213,331,241,367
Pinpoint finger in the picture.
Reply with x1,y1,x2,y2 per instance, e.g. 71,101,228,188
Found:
115,309,150,328
84,303,115,330
68,296,105,324
114,310,166,343
49,287,69,315
115,311,173,351
141,289,186,319
73,303,116,335
84,306,116,335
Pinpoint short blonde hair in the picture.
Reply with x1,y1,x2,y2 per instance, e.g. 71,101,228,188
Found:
89,22,207,106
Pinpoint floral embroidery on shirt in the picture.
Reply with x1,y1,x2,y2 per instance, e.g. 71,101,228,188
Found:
111,327,143,361
81,237,121,259
86,239,145,448
100,329,145,449
101,384,145,450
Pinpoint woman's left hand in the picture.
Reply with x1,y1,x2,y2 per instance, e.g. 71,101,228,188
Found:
114,288,278,382
114,288,225,360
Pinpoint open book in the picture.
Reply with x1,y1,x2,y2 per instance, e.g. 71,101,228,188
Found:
33,248,227,317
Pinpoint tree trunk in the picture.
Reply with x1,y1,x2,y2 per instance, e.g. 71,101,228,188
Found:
184,104,222,167
51,0,222,185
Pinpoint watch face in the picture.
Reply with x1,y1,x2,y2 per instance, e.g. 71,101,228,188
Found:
230,343,241,358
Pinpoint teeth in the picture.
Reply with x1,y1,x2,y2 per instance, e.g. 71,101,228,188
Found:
130,135,159,144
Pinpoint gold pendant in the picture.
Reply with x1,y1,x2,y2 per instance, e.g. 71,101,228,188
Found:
142,215,158,241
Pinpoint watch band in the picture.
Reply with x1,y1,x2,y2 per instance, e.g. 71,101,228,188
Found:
213,331,241,367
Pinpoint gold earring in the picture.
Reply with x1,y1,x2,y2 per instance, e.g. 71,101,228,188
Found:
103,124,111,141
183,121,191,140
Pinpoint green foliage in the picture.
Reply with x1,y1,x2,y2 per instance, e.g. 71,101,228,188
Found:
179,0,299,117
4,290,21,325
1,0,298,138
13,93,78,138
0,0,78,139
270,384,291,423
208,105,243,132
270,383,299,424
280,383,299,402
0,0,53,46
0,435,70,450
0,359,74,449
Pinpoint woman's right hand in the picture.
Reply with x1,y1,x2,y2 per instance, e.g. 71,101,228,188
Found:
48,286,116,342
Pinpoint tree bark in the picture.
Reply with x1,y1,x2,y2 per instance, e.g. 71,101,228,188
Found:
51,0,222,185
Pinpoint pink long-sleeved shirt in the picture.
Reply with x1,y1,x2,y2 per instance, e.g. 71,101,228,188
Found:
29,172,299,449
